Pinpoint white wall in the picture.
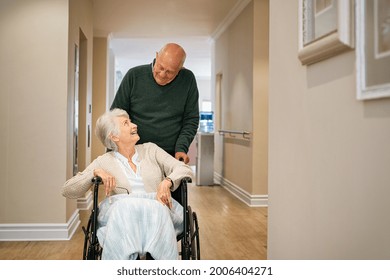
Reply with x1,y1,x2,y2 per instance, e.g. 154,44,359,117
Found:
268,0,390,259
196,77,211,111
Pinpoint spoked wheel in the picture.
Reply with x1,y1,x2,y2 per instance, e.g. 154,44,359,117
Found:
82,217,92,260
192,211,200,259
187,206,200,260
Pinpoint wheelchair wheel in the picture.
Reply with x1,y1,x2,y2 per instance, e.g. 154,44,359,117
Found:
192,211,200,260
82,217,102,260
187,206,200,260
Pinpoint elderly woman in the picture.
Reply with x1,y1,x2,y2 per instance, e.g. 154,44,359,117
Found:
61,108,194,260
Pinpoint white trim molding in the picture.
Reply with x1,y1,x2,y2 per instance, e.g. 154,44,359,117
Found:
0,210,80,241
214,172,268,207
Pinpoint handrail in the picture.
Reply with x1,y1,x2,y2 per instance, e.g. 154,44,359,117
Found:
218,129,251,140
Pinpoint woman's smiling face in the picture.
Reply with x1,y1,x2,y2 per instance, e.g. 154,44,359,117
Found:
114,116,140,146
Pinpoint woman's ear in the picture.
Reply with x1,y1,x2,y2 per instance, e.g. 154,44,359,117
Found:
110,133,119,143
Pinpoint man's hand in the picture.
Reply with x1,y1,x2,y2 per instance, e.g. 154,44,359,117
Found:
175,151,189,164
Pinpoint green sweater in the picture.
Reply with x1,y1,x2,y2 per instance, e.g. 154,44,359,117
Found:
111,62,199,155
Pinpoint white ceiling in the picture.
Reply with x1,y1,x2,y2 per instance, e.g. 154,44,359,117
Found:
92,0,249,76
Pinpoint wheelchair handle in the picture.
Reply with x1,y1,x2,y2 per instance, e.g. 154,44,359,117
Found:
92,176,102,185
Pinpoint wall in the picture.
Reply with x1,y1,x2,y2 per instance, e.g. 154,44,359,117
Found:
252,0,268,200
67,0,94,216
0,0,93,240
69,0,93,172
268,0,390,259
196,77,212,109
91,37,109,161
214,1,253,194
212,0,268,206
0,0,69,226
107,48,116,111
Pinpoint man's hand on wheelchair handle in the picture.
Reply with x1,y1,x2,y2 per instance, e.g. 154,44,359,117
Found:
175,151,189,164
93,168,116,196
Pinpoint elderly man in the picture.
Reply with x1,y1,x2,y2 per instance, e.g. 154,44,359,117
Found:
110,43,199,164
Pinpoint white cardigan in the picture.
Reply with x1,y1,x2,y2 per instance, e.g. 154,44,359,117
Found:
61,142,194,199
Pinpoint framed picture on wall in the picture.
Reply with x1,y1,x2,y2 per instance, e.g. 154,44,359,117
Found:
298,0,354,65
356,0,390,100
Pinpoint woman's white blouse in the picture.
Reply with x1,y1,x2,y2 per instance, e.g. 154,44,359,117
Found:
114,150,145,193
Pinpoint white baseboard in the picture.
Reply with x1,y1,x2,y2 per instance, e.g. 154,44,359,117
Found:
214,172,268,207
77,190,92,210
0,210,80,241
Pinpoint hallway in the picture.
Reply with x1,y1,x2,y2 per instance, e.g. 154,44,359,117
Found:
0,184,267,260
2,0,390,262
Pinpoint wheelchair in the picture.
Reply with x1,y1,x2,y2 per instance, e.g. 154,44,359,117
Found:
82,176,200,260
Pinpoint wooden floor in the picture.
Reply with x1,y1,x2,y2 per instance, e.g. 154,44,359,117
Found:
0,184,267,260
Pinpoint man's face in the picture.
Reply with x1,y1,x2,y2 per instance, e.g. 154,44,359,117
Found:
152,52,181,86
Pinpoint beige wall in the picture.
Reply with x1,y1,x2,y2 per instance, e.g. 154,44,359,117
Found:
268,0,390,259
67,0,94,220
69,0,93,172
213,0,268,203
91,37,109,161
252,0,268,197
214,2,253,193
0,0,69,223
0,0,93,238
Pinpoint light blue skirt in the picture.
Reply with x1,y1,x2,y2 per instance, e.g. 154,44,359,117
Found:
96,192,183,260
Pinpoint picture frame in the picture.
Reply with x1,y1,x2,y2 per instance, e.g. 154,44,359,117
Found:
356,0,390,100
298,0,355,65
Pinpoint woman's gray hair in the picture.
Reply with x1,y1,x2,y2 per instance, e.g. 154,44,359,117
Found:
95,108,129,151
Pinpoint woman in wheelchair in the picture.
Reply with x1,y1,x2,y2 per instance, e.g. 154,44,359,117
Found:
61,108,194,260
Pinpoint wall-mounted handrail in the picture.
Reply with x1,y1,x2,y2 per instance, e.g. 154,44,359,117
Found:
218,129,251,140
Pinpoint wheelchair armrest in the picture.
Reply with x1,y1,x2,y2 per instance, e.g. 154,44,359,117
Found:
92,176,102,185
181,176,192,184
171,177,192,207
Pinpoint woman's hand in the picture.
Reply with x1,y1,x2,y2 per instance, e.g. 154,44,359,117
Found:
94,169,116,196
157,179,173,209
